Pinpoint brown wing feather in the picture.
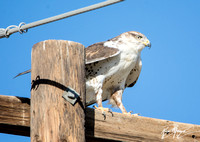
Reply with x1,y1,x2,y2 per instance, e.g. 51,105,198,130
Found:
86,42,120,64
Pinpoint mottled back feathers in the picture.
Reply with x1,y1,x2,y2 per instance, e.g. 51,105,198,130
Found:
86,42,120,64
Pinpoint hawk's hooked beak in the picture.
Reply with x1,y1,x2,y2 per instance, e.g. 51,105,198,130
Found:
143,40,151,49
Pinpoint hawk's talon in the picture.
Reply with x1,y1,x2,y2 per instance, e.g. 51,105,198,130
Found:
102,111,106,120
133,113,140,116
93,105,113,119
123,112,132,115
123,111,140,116
108,109,114,117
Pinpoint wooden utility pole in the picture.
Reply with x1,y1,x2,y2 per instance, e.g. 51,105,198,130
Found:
30,40,85,142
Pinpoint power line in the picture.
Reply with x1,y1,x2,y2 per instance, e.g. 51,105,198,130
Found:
0,0,124,39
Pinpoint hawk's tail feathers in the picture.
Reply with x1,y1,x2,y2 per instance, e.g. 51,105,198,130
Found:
13,69,31,78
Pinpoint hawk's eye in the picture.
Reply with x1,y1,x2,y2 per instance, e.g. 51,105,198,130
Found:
137,35,143,39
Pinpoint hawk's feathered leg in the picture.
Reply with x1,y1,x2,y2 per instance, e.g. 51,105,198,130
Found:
94,88,113,119
111,90,132,115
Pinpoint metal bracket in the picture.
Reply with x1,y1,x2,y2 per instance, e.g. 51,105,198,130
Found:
62,86,80,105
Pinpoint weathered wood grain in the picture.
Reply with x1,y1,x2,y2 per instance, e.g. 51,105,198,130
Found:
30,40,85,142
0,95,30,136
1,95,200,141
86,108,200,142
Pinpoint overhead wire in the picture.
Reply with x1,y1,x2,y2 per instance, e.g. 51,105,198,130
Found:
0,0,124,39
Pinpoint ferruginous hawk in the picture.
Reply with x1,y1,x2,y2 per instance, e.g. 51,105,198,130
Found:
14,31,151,116
85,31,151,115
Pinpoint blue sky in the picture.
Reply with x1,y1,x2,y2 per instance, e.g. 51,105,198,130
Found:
1,0,200,141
